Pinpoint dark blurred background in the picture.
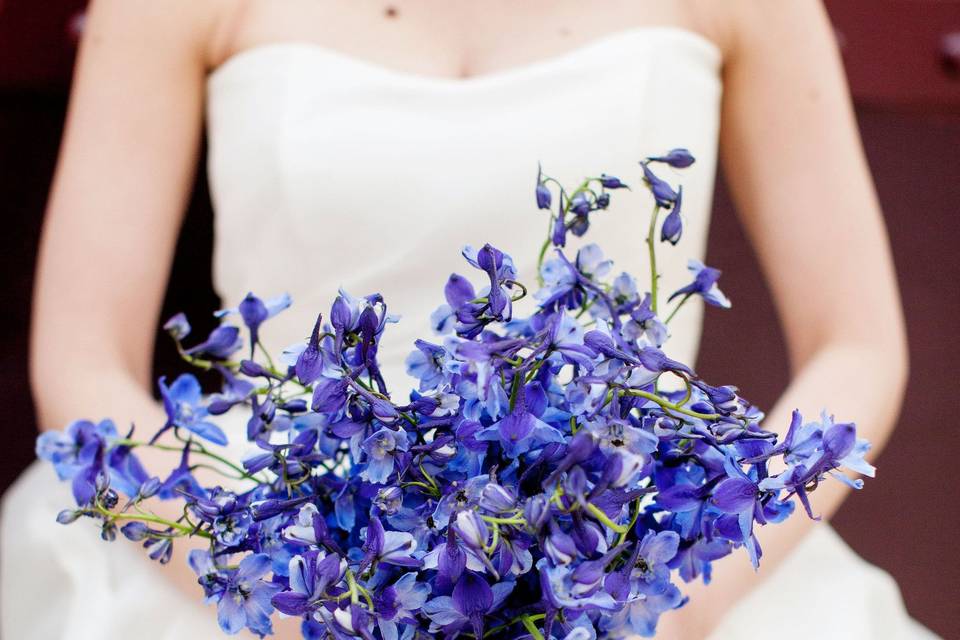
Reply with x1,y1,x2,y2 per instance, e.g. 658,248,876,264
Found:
1,1,959,637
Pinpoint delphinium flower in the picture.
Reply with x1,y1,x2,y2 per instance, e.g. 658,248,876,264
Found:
154,374,229,445
190,551,282,636
38,153,874,640
215,292,292,355
668,259,732,311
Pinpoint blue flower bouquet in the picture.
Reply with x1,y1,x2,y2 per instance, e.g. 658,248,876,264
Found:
37,151,874,639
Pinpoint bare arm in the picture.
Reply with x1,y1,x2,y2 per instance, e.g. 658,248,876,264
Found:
657,2,908,637
32,0,207,431
29,2,304,636
31,0,214,610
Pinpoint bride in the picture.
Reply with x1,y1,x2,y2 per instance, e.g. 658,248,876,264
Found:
0,0,936,638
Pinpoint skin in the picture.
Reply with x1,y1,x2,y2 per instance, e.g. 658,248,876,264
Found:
30,1,907,638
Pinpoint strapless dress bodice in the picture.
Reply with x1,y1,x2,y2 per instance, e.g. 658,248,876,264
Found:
204,27,724,387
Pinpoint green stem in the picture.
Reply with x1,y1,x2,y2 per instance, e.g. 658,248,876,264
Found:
485,613,546,638
585,502,628,534
94,508,211,539
520,614,546,640
257,339,277,370
575,297,597,319
189,463,249,481
345,569,361,606
191,443,262,482
479,514,525,526
646,204,662,314
485,524,501,554
115,439,265,484
664,292,693,324
524,358,547,383
536,226,553,286
617,498,643,545
622,388,720,421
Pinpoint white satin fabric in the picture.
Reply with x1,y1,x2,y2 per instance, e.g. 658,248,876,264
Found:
1,26,936,639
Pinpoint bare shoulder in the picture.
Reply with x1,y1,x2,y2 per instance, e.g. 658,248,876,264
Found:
82,0,238,71
712,1,835,62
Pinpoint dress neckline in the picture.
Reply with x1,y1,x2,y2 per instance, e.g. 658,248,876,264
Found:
207,25,722,90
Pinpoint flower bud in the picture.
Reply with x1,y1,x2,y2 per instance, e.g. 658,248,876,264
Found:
598,173,628,189
162,312,191,340
100,522,117,542
563,467,588,505
101,489,119,510
409,395,439,416
523,495,551,532
146,537,173,564
570,193,591,216
207,398,234,415
56,509,82,525
240,359,268,377
640,163,678,207
544,522,578,565
536,183,552,210
453,510,488,550
95,470,110,494
647,148,696,168
660,187,683,245
138,477,162,499
121,521,150,541
280,398,308,413
479,483,517,513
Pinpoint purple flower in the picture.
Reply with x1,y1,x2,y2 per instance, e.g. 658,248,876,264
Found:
546,313,598,370
163,312,191,340
294,313,330,385
184,325,243,360
641,163,678,207
710,458,766,567
155,374,228,445
626,294,668,347
601,574,683,638
598,173,629,189
374,572,431,640
272,551,346,617
215,292,292,354
668,260,731,309
467,243,518,322
660,186,683,245
405,339,448,391
362,517,421,569
540,558,618,612
422,527,486,593
191,552,282,637
647,148,696,168
361,428,410,483
633,531,681,583
421,572,513,638
476,382,565,457
37,419,116,505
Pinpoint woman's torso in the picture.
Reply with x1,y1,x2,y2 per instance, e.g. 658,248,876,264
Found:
204,0,726,388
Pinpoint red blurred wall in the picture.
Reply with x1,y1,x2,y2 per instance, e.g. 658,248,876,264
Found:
1,1,958,636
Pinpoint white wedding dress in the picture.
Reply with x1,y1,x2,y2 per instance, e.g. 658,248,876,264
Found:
1,26,936,639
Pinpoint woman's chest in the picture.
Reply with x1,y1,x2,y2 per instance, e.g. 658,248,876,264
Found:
210,0,723,82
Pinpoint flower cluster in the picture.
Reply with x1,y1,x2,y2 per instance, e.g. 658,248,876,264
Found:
38,152,874,639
